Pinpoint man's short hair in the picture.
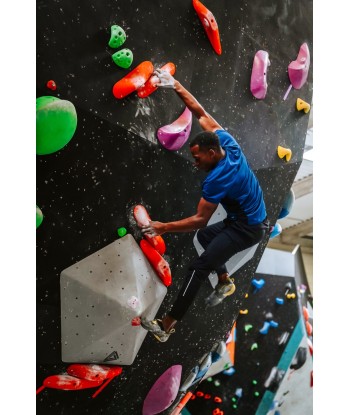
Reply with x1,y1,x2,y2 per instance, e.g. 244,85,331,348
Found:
189,131,221,152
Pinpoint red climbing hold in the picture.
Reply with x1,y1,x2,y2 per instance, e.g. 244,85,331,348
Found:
193,0,222,55
140,239,172,287
46,80,57,90
137,62,176,98
112,61,154,99
132,316,141,326
133,204,166,255
36,364,122,398
39,375,102,391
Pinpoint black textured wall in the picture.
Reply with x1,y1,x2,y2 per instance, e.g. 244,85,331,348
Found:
36,0,312,413
185,273,300,414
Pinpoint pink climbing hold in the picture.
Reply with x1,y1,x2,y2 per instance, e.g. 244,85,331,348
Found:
157,107,192,151
250,50,270,99
143,365,182,415
288,43,310,89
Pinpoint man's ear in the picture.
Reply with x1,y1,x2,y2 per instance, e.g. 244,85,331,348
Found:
209,148,216,158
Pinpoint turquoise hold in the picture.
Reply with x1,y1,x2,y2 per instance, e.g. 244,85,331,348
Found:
112,49,133,69
270,223,282,239
278,188,295,219
108,25,126,48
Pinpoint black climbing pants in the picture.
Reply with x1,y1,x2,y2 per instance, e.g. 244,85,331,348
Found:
168,218,269,321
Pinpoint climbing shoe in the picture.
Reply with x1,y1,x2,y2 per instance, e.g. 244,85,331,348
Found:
140,318,175,343
205,278,236,307
215,277,236,297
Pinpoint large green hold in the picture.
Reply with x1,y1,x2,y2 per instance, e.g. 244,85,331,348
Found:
108,25,126,48
36,205,44,228
36,96,78,155
112,48,133,69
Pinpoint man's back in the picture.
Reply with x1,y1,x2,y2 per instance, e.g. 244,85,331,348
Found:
202,129,266,225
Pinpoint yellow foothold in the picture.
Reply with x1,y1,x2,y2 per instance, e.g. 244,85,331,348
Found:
239,309,249,315
245,293,249,298
296,98,311,114
286,293,296,299
277,145,292,162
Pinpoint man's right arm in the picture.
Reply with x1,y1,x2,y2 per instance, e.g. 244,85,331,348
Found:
173,80,223,132
153,69,223,133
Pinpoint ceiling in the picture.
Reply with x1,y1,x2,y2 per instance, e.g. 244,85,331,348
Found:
267,108,313,255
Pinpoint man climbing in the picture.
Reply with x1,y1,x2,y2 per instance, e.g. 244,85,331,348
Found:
141,69,269,342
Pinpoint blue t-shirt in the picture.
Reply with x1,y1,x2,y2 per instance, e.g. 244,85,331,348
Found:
202,129,266,225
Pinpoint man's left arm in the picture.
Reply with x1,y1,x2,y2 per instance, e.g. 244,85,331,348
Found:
142,198,218,236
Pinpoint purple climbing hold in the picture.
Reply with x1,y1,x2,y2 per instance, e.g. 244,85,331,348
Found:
288,43,310,89
142,365,182,415
157,107,192,151
250,50,270,99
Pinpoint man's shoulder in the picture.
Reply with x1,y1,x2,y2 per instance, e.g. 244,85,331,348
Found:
215,129,238,147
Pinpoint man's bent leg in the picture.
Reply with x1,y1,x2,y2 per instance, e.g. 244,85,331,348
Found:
197,222,229,283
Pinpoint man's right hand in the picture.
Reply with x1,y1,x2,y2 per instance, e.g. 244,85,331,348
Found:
141,220,167,236
153,69,176,89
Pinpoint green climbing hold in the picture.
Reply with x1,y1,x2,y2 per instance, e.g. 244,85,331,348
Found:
117,227,127,237
254,391,260,397
231,397,237,402
108,25,126,48
36,96,77,155
112,48,133,69
36,206,44,228
244,324,253,332
252,379,258,385
207,377,213,382
251,343,258,350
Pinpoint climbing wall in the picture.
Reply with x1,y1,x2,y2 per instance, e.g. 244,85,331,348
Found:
36,0,312,413
184,272,311,414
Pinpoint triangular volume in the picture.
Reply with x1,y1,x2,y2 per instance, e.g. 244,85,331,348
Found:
104,351,119,362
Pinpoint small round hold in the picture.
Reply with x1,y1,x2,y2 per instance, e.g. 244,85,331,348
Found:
117,227,127,237
46,80,57,90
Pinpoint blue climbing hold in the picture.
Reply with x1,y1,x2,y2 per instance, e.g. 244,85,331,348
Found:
270,223,282,238
278,188,295,219
259,321,271,335
252,278,265,291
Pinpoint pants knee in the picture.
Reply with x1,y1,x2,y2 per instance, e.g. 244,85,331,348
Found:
196,228,207,247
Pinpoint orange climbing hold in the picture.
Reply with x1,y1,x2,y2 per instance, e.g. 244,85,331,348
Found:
169,392,194,415
193,0,222,55
140,239,172,287
133,204,166,255
137,62,176,98
112,61,154,99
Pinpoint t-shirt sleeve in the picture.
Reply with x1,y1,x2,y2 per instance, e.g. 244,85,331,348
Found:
202,179,226,204
215,129,239,149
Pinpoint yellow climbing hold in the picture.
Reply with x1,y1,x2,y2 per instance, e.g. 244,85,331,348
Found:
277,145,292,162
286,293,296,299
239,309,248,315
296,98,311,114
